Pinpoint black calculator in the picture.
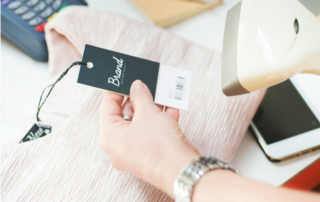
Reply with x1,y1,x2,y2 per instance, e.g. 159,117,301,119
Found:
1,0,87,61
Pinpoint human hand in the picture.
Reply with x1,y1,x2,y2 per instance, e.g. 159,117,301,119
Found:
99,80,200,197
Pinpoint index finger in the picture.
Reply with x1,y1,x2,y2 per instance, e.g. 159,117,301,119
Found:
100,92,124,123
165,107,180,123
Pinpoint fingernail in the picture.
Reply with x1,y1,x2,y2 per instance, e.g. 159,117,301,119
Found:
131,80,144,92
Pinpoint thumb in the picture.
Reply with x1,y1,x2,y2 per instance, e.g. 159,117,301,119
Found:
130,80,159,116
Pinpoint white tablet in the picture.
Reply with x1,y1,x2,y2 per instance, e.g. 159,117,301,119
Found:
251,74,320,162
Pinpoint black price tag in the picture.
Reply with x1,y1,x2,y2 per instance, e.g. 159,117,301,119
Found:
77,45,192,110
19,124,52,143
77,44,160,100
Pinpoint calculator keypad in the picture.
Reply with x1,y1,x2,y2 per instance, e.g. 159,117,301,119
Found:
45,0,54,5
40,7,53,18
52,0,61,10
15,6,29,15
8,1,22,9
29,17,42,26
34,2,46,13
26,0,39,7
22,11,36,20
4,0,69,31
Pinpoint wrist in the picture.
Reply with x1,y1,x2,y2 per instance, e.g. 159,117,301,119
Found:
192,170,235,202
159,151,200,197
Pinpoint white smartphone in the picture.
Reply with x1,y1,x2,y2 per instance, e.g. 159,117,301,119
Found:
251,75,320,162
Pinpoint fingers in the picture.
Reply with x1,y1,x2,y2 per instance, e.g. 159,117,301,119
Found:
130,80,159,116
128,80,179,122
122,99,179,123
100,92,124,123
122,97,180,124
165,107,180,123
122,98,134,117
156,104,164,111
318,15,320,19
123,99,164,114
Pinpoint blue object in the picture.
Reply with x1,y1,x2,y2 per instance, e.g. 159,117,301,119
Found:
1,0,11,6
1,0,87,61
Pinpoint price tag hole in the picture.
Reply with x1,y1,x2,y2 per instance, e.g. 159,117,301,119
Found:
87,62,94,69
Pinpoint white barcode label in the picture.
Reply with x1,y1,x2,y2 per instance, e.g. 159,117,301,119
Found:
154,64,191,110
175,77,185,101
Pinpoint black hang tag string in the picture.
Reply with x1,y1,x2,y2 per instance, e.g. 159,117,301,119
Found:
20,61,88,143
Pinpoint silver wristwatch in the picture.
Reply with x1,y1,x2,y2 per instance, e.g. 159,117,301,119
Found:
173,157,239,202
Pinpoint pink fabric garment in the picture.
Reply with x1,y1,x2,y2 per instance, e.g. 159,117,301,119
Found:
1,6,266,201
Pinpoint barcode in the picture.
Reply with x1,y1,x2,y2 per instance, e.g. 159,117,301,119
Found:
175,77,185,100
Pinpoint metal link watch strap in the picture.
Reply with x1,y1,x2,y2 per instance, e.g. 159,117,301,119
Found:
173,157,239,202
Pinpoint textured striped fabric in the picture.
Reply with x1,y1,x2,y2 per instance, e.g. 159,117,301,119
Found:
1,6,265,202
